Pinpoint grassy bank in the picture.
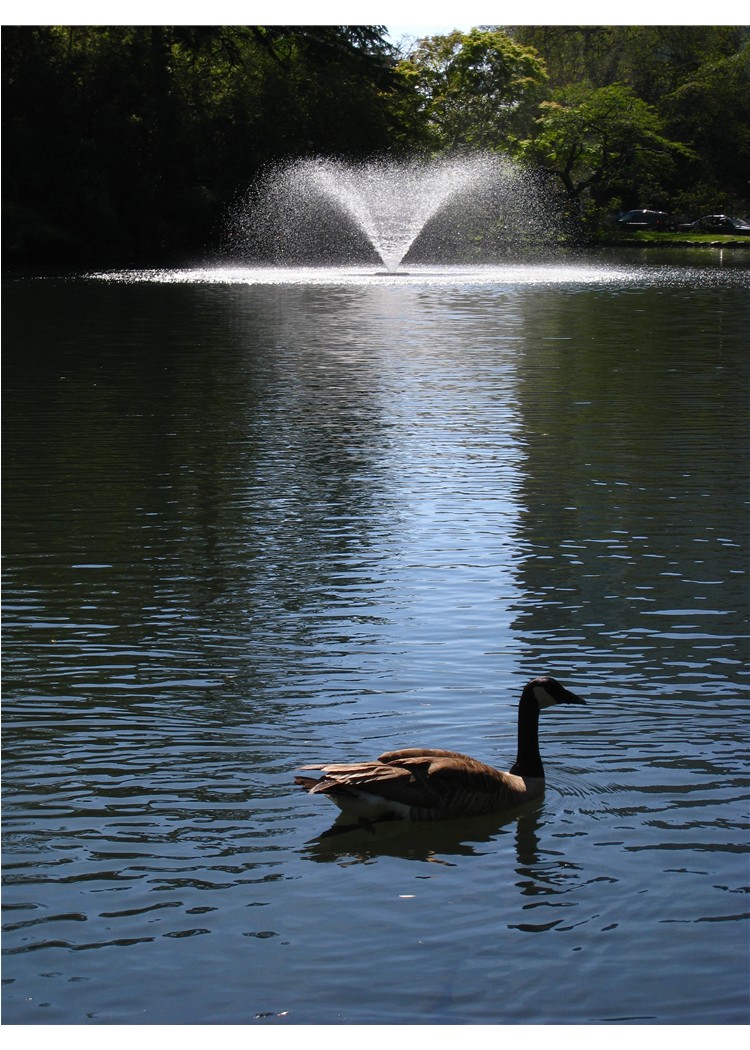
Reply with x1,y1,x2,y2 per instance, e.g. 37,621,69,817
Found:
604,230,750,248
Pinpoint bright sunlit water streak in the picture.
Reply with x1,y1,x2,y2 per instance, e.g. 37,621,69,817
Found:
3,252,749,1025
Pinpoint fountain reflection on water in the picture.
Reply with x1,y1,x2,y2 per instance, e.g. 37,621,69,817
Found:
227,152,565,272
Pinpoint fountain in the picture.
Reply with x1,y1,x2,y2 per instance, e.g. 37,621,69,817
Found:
226,153,565,272
87,153,748,292
90,148,732,288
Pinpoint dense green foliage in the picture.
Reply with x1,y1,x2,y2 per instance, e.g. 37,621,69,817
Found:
511,25,750,225
3,24,749,267
2,25,417,265
522,83,694,228
396,29,548,150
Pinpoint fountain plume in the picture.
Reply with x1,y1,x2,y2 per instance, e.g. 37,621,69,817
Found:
227,153,564,269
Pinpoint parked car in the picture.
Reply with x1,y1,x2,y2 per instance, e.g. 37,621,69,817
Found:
616,209,674,230
681,214,750,234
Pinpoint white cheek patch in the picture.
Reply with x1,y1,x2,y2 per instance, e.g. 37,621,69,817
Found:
533,685,557,709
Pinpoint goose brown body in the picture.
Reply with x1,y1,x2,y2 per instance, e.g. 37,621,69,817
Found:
295,676,585,822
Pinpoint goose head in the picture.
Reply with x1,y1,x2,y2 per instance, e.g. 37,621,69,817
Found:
524,675,586,710
508,676,585,781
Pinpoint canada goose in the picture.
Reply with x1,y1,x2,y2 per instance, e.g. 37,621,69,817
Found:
295,676,585,822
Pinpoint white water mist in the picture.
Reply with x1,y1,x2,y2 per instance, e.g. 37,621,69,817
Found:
227,153,565,268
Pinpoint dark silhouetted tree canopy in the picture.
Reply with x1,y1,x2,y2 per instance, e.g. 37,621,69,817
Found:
2,25,421,266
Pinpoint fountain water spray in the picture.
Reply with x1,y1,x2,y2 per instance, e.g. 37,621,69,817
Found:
304,156,496,271
228,153,564,270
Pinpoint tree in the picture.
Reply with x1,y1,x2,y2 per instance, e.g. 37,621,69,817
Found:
659,42,750,213
523,82,692,211
2,25,424,266
397,28,548,152
509,25,748,102
509,25,750,218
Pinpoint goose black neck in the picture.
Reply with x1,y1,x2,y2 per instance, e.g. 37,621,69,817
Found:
509,690,544,778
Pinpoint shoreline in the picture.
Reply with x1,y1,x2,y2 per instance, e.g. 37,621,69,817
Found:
601,237,750,249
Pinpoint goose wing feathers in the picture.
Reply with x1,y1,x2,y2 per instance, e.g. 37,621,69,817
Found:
297,748,529,819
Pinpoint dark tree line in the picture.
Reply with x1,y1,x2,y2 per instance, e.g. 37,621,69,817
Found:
2,25,418,266
3,24,749,268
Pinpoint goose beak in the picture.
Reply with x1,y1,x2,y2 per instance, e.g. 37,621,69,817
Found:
561,687,586,705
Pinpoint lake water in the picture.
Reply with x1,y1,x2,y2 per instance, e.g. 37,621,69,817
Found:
2,253,749,1026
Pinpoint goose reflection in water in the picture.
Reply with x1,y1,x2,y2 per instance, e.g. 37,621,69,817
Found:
300,798,546,867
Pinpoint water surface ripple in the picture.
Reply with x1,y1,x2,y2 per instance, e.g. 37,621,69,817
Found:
3,255,749,1024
